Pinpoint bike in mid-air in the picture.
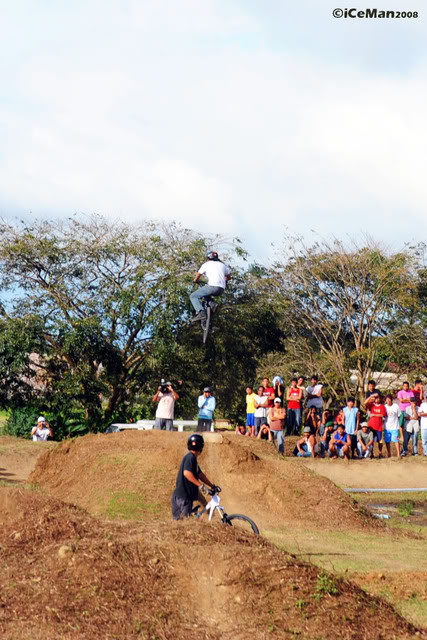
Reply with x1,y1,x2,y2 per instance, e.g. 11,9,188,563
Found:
192,486,259,535
199,296,218,344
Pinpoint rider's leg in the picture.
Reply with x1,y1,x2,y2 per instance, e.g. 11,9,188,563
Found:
190,285,224,314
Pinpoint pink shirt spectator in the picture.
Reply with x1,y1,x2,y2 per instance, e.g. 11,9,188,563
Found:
397,389,414,412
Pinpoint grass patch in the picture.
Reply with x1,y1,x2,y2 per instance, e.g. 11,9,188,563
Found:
397,500,415,518
314,574,339,600
104,491,162,520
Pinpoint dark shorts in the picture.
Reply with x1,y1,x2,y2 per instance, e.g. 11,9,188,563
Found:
372,429,383,443
171,492,193,520
197,418,212,432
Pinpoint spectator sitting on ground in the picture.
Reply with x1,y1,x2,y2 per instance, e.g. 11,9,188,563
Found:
257,423,272,441
235,425,249,436
320,421,336,458
329,424,351,460
31,416,53,441
294,426,317,458
357,422,373,458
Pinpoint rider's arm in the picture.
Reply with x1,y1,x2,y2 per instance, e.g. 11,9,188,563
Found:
193,272,201,284
183,470,205,488
198,470,214,488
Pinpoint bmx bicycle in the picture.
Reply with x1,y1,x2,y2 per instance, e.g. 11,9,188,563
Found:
200,296,218,344
192,486,259,535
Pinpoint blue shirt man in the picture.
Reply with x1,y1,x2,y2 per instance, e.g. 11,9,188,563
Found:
197,387,216,432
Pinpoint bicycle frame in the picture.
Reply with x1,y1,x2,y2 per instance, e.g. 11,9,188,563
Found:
195,493,226,522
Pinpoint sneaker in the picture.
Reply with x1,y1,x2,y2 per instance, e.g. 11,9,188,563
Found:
191,311,207,322
401,451,407,457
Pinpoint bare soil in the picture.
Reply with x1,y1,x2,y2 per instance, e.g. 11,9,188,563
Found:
1,433,427,638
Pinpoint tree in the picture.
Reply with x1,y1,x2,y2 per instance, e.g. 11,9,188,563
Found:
0,216,226,429
271,236,418,406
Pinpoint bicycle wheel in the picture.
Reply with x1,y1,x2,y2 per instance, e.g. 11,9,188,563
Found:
224,513,259,536
202,304,211,344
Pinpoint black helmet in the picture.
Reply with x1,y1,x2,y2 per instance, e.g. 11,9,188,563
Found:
187,433,204,452
207,251,219,261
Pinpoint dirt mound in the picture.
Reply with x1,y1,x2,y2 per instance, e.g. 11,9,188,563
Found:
0,486,422,640
0,436,56,484
29,431,374,531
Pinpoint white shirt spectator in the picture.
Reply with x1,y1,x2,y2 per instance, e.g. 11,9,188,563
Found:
32,426,51,441
419,402,427,429
254,393,268,418
384,403,400,430
306,384,323,409
198,261,231,289
155,392,175,420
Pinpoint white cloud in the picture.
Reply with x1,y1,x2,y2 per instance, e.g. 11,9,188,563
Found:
0,0,426,259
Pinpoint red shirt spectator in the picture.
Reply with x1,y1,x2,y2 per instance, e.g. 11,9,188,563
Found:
368,400,387,431
262,378,275,409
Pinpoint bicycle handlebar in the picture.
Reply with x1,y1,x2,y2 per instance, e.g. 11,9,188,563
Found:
208,485,221,496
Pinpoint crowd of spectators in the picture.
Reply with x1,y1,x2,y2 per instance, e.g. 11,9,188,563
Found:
237,376,427,460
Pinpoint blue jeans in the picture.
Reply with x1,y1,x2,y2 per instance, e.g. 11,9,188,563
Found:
190,285,224,313
421,428,427,456
270,429,285,454
286,408,301,435
403,429,418,454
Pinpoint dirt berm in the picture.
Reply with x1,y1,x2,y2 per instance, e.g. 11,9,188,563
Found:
0,486,424,640
29,431,374,532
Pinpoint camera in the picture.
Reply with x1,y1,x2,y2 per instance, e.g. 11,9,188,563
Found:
160,378,169,394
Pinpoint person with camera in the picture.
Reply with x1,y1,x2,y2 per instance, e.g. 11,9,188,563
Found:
171,433,219,520
152,379,179,430
31,416,53,441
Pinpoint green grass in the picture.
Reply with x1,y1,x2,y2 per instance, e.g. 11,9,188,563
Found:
104,491,163,520
397,500,416,518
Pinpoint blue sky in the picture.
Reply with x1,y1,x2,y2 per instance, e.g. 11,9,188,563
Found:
0,0,426,259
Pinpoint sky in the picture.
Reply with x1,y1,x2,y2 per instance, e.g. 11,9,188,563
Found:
0,0,426,260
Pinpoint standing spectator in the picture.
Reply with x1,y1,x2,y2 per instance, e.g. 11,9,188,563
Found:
273,375,284,406
305,407,320,435
197,387,216,432
357,422,374,459
294,426,317,458
267,398,286,456
297,376,306,407
286,378,303,436
245,386,256,436
365,380,378,410
383,394,402,458
402,399,419,457
367,394,387,458
343,397,360,458
31,416,53,441
152,381,179,430
418,394,427,457
397,382,414,429
306,375,323,415
411,379,424,408
254,386,268,435
261,378,275,411
329,424,351,460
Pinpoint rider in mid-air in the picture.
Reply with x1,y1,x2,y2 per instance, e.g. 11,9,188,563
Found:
190,251,231,322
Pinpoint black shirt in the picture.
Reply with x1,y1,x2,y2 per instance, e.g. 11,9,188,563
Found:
174,452,200,502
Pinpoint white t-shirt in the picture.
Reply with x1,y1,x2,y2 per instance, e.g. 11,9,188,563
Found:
155,392,175,420
32,426,51,441
419,402,427,429
198,261,231,289
306,384,323,409
405,406,420,434
384,403,400,430
254,394,268,418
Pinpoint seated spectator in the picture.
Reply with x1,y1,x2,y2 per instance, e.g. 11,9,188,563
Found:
384,394,401,458
402,399,419,457
267,398,286,456
335,409,345,426
329,424,351,460
254,386,268,436
235,425,249,436
31,416,53,441
257,423,272,441
305,407,320,435
294,426,318,458
343,397,360,459
357,422,373,459
319,420,335,458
